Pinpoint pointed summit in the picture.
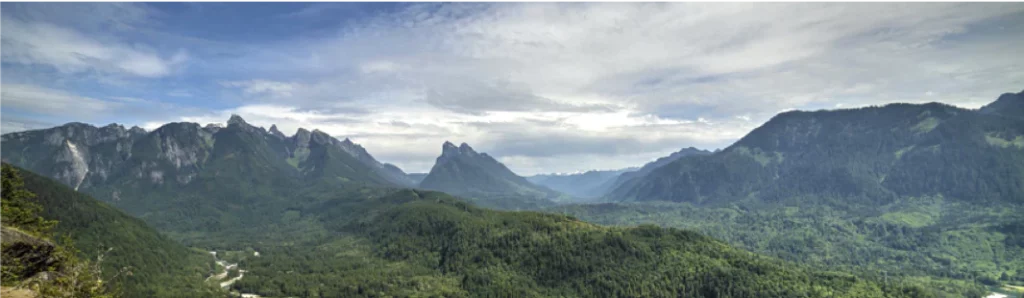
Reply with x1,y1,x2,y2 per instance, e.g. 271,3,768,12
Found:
309,129,333,144
227,114,248,126
269,125,286,139
422,141,559,200
442,141,459,156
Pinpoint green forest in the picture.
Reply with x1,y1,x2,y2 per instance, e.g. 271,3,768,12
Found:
556,196,1021,297
2,164,220,297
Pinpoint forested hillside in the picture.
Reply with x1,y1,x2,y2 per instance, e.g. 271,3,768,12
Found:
2,164,219,297
610,91,1024,204
568,91,1024,298
230,189,941,297
558,198,1012,297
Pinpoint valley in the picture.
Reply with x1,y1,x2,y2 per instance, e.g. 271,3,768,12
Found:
5,1,1024,297
1,90,1022,297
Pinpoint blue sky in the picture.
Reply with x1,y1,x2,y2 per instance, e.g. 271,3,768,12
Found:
2,3,1023,175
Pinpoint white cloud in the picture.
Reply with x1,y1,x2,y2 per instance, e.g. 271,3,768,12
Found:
167,90,194,97
360,60,400,74
1,84,120,116
5,3,1024,175
0,18,187,78
152,3,1024,174
221,80,297,98
277,3,346,19
158,100,749,174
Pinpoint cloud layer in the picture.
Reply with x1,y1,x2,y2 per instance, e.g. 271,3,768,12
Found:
3,3,1023,174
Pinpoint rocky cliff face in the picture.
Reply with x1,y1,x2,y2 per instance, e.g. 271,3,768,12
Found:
1,123,144,191
1,115,414,205
1,227,61,281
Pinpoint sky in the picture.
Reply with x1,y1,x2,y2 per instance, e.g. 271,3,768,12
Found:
2,3,1023,175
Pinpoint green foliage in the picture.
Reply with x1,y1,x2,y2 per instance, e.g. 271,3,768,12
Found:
557,196,1020,297
3,164,220,297
1,164,57,236
229,189,939,297
33,235,118,298
2,164,112,297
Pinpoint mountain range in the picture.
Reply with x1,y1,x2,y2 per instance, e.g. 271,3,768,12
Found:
608,90,1024,205
0,142,931,298
526,168,636,199
3,90,1023,297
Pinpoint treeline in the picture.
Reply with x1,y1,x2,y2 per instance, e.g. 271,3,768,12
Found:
231,189,946,297
557,196,1021,297
2,164,112,297
3,164,220,297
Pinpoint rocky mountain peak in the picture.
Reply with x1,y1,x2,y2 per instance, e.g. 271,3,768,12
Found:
268,125,286,139
309,129,334,144
129,126,147,135
294,128,312,146
422,141,558,199
459,143,480,157
227,114,248,126
442,141,459,155
440,141,482,158
101,123,126,133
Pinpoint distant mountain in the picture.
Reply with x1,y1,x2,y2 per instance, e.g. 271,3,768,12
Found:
3,164,218,297
610,91,1024,204
419,142,561,207
598,147,712,198
0,115,414,232
980,89,1024,120
406,172,428,184
526,168,636,199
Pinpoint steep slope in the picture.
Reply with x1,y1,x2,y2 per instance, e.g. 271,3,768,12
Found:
598,147,712,198
980,89,1024,120
335,137,417,186
585,91,1024,295
230,188,941,298
0,123,145,191
611,91,1024,205
527,167,636,199
2,164,218,297
1,115,412,234
290,129,397,186
420,142,561,205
